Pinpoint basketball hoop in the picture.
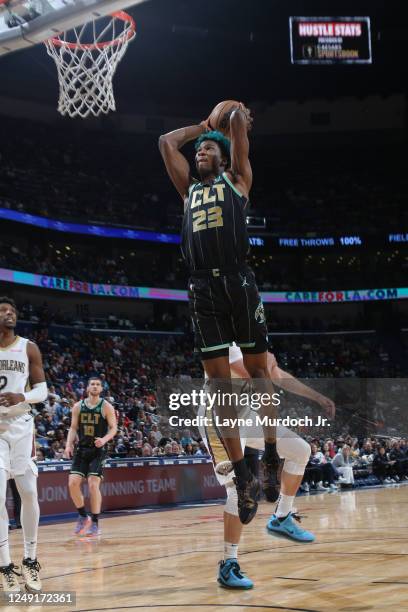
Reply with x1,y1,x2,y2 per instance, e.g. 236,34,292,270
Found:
44,11,136,119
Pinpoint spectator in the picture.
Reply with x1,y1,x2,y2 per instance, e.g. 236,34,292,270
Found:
55,398,71,421
359,440,374,465
372,446,396,484
197,441,208,456
142,444,153,457
389,440,408,480
302,443,338,492
149,424,162,445
322,442,333,461
180,429,194,448
332,445,355,485
171,441,182,456
163,443,173,457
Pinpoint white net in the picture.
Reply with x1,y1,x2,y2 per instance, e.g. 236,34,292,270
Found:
44,11,135,118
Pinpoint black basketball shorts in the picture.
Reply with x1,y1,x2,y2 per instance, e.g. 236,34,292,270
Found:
70,447,107,479
188,266,269,360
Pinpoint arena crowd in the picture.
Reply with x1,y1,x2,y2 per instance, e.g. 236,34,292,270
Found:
1,118,407,234
20,321,407,493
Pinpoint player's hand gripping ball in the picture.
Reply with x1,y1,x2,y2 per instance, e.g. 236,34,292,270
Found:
208,100,252,136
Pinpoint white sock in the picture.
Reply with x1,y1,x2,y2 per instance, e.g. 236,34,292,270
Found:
275,493,295,518
224,542,238,561
23,539,37,561
0,511,11,567
0,470,11,567
14,470,39,561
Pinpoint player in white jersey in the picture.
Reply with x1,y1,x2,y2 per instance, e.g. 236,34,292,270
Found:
0,297,47,592
201,344,335,589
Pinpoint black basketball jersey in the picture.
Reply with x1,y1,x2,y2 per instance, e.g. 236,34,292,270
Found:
78,399,108,448
181,172,250,271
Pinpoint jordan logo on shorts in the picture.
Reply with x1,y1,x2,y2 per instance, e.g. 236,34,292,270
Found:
241,276,250,287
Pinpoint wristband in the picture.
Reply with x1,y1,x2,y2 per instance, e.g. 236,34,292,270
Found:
23,382,48,404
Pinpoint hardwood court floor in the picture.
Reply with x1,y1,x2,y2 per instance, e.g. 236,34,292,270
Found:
3,486,408,612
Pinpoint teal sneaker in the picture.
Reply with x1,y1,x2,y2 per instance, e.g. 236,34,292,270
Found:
217,559,254,589
267,512,315,542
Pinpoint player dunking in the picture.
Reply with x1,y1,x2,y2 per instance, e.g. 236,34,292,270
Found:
159,104,279,525
64,378,117,536
0,297,48,593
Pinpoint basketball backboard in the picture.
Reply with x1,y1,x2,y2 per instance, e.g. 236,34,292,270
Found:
0,0,148,55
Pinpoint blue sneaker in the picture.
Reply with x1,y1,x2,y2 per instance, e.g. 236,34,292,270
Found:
85,523,101,537
74,516,91,536
217,559,254,589
267,513,315,542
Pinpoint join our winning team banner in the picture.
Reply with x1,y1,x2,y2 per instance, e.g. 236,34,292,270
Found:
0,267,407,304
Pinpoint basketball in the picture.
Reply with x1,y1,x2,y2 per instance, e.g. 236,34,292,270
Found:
0,2,405,611
208,100,241,135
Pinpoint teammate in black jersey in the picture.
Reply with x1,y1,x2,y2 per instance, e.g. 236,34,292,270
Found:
64,377,117,537
159,103,280,525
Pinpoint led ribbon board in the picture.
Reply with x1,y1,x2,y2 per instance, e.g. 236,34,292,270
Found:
0,268,405,304
0,208,264,246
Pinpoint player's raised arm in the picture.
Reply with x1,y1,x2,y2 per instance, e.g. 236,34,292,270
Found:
64,402,80,459
94,402,117,448
230,351,335,418
158,122,209,200
228,104,253,198
271,364,336,419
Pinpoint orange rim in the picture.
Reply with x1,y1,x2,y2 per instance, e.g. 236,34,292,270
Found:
48,11,135,50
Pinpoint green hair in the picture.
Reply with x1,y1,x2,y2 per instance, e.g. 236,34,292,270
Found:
195,130,231,160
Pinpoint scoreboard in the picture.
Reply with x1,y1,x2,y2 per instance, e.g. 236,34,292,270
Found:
290,16,372,64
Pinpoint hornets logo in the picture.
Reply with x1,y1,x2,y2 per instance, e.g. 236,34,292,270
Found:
254,301,266,324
